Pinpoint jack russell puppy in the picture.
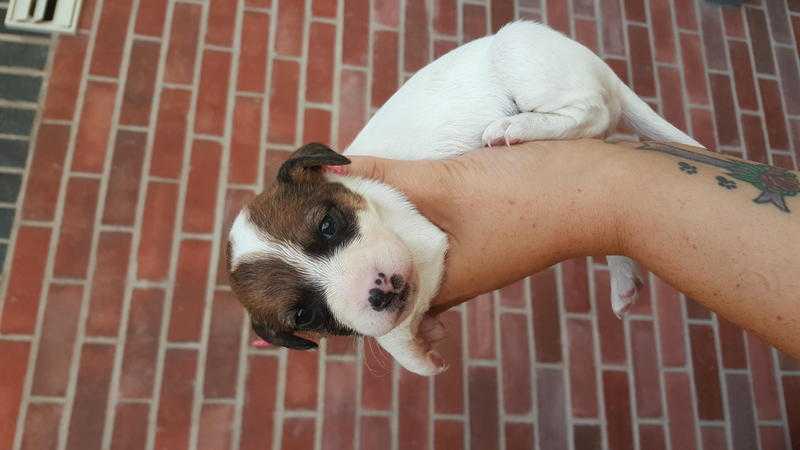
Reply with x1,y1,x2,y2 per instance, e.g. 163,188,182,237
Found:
227,21,702,375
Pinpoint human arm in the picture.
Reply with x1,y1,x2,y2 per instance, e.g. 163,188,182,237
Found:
337,139,800,358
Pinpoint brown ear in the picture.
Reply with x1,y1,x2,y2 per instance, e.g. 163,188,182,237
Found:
251,319,318,350
277,143,350,184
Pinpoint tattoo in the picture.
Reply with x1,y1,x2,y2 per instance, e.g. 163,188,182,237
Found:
637,142,800,212
678,162,698,174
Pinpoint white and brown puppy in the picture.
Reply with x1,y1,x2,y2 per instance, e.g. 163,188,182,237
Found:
228,21,702,375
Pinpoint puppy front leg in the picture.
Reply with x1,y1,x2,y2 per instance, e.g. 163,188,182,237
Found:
377,315,448,376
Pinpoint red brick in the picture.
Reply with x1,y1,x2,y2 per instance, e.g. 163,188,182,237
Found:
404,0,430,71
135,0,168,37
498,278,525,308
150,88,192,179
690,108,716,149
654,277,686,367
322,361,356,450
624,0,646,22
463,4,487,43
119,289,163,399
198,404,234,450
776,46,800,116
500,313,532,415
54,178,100,278
195,50,231,136
595,270,626,364
44,36,88,120
467,293,495,359
168,239,211,342
399,369,429,450
567,318,598,418
689,324,724,420
154,349,197,450
630,320,662,417
343,0,369,65
658,66,687,133
435,420,464,450
676,0,703,30
31,284,83,396
247,0,271,6
22,124,70,221
532,268,562,362
204,291,244,398
771,153,795,170
0,340,29,450
303,108,332,145
285,349,319,409
238,11,270,93
137,182,178,280
110,403,149,450
785,376,800,448
73,81,118,173
491,0,514,33
746,334,782,420
574,19,599,53
361,416,391,450
240,355,278,450
716,317,746,368
574,425,602,450
537,367,567,450
103,130,146,226
665,372,698,450
282,418,316,450
562,258,590,312
794,16,800,59
183,140,222,233
600,0,625,55
337,69,367,149
306,22,336,104
434,0,456,35
548,0,570,35
701,426,727,450
760,78,790,150
206,0,236,47
121,41,161,126
275,0,305,56
569,0,592,15
469,366,499,450
66,344,115,450
649,0,676,63
432,310,463,414
507,423,534,450
765,0,792,43
709,73,739,147
680,33,709,105
90,0,133,77
86,232,132,336
722,6,745,38
229,97,262,185
268,59,300,144
20,403,62,450
164,3,202,84
638,425,666,450
216,189,256,285
361,338,393,411
698,2,727,71
78,0,96,30
627,25,656,98
727,41,759,112
685,297,711,319
1,227,49,333
372,30,399,109
603,371,633,450
433,40,457,59
726,373,758,450
759,426,788,450
314,0,338,18
747,8,776,75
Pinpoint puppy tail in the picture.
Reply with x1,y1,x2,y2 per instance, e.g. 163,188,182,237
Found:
617,80,705,148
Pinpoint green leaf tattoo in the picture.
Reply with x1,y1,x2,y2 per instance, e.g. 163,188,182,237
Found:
637,142,800,212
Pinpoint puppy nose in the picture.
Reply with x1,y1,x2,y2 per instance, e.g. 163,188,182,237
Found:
368,273,406,311
368,289,394,311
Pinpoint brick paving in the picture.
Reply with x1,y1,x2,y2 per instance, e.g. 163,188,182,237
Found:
0,0,799,449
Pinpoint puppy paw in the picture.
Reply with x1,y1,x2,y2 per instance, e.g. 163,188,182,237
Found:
482,117,523,147
409,350,449,376
610,272,644,318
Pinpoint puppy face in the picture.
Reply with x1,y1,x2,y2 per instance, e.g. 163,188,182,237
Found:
228,144,415,350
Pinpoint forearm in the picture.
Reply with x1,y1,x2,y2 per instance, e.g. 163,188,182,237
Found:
611,141,800,357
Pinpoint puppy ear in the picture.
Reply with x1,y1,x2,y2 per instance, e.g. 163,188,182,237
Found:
277,143,350,184
251,320,318,350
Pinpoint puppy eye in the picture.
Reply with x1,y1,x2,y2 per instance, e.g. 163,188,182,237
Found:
319,211,338,241
295,307,315,328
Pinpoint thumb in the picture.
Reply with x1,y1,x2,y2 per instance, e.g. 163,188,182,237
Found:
326,155,393,182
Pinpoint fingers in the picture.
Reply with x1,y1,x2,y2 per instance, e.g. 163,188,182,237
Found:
325,155,390,182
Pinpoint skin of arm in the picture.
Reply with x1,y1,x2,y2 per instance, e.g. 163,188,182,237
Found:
338,139,800,358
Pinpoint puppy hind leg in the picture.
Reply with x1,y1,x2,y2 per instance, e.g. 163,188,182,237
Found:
607,255,644,318
377,320,448,376
481,103,610,147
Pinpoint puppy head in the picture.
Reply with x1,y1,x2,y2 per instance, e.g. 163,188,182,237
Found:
228,143,416,350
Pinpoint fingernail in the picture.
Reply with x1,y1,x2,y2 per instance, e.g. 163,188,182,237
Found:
324,165,347,175
251,338,270,348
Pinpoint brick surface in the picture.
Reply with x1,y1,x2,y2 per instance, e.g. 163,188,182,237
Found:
275,0,305,57
119,289,164,399
690,324,724,420
44,36,88,120
20,403,61,450
195,50,232,136
238,11,270,93
337,69,367,149
467,293,495,359
120,41,161,126
469,366,500,450
463,3,487,43
183,140,222,233
66,344,115,450
135,0,168,37
22,124,70,220
168,239,212,342
90,0,133,77
150,88,192,179
53,178,99,278
532,268,562,363
372,30,399,109
500,312,532,414
0,340,30,450
631,320,662,418
86,232,132,336
204,290,244,398
240,355,278,450
154,349,197,450
434,310,463,414
32,284,83,396
538,367,567,450
307,22,336,104
399,369,429,450
164,3,202,85
567,318,598,418
343,0,369,65
230,97,262,185
1,226,51,333
322,361,356,450
268,59,300,145
137,182,178,280
103,131,146,226
73,81,118,173
110,403,149,450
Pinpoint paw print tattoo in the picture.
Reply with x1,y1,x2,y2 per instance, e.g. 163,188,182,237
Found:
716,176,737,190
678,161,698,174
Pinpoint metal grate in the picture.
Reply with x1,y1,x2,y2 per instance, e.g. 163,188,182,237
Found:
4,0,84,34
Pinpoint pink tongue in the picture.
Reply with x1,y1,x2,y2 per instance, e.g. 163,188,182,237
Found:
251,339,270,348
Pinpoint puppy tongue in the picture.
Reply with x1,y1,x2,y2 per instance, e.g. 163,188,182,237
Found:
251,338,270,348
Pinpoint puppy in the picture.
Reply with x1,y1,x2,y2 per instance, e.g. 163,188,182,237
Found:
228,21,702,375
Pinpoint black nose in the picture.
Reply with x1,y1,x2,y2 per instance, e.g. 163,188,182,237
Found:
368,289,396,311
